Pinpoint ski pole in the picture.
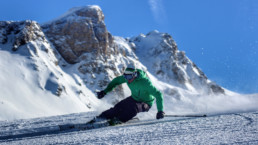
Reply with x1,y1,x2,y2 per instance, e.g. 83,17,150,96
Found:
165,114,207,117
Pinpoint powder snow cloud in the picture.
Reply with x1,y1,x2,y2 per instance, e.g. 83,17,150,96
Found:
148,0,167,24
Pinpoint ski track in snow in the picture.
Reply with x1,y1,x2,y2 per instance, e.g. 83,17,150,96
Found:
0,112,257,145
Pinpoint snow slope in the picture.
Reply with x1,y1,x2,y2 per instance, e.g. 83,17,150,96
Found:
0,43,96,120
0,111,257,144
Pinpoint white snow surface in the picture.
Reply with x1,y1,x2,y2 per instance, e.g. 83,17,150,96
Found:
0,111,257,144
0,40,107,121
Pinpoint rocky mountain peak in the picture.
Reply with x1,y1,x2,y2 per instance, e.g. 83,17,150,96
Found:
131,30,178,56
130,30,224,94
42,5,113,64
74,5,104,22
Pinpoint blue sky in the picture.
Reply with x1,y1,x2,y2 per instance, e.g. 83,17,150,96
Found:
1,0,257,94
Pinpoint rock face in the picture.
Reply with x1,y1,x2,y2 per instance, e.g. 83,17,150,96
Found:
41,6,140,103
0,20,46,51
42,6,113,64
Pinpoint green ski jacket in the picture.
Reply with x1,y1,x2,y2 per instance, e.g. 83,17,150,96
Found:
103,69,164,111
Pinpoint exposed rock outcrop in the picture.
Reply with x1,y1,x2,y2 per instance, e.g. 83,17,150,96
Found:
0,20,46,51
42,6,113,64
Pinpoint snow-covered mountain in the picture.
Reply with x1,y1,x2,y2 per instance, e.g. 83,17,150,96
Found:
0,20,106,120
0,5,257,121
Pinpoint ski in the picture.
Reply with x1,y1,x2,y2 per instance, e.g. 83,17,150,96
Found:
59,114,207,132
165,114,207,117
59,120,109,131
59,121,110,131
59,117,139,131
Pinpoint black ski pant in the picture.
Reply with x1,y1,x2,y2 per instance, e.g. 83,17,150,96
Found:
99,96,151,122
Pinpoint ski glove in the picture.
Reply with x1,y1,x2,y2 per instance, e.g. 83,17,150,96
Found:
156,111,165,119
97,91,106,99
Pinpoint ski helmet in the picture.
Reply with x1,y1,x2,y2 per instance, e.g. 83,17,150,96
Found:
124,63,136,74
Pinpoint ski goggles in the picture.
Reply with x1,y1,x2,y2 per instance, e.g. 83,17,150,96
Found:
123,73,134,80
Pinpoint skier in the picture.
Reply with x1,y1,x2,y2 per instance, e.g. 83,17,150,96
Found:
95,63,165,124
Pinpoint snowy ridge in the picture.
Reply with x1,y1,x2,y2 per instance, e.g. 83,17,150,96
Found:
130,30,221,94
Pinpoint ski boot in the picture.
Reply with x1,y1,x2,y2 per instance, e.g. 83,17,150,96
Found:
108,117,122,126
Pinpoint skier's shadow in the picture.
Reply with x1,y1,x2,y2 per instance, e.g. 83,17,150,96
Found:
0,124,81,142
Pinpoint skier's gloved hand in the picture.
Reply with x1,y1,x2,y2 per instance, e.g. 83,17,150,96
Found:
156,111,165,119
97,90,106,99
